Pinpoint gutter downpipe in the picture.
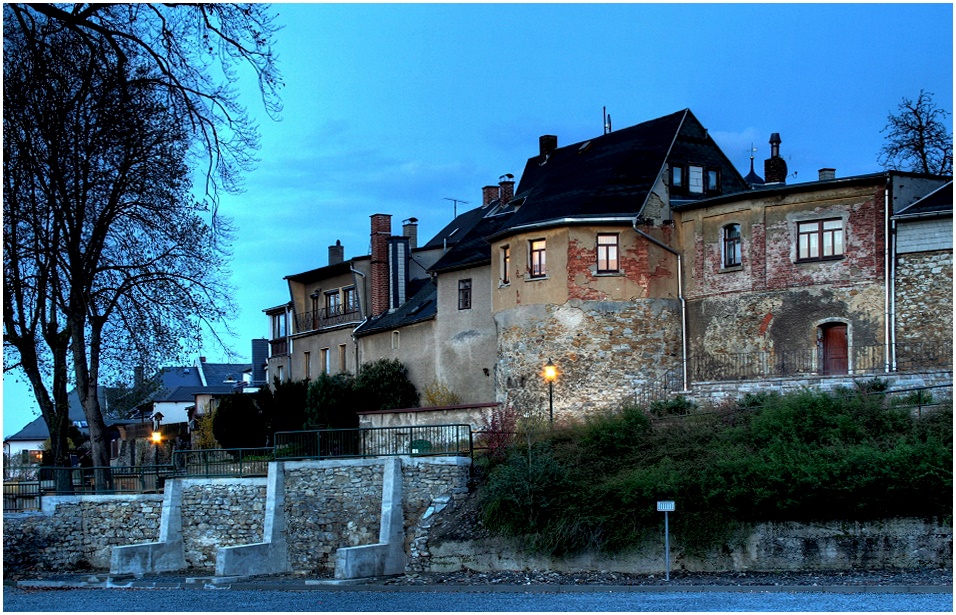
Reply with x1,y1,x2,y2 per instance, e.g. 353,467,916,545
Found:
884,183,896,373
632,219,688,392
350,267,369,374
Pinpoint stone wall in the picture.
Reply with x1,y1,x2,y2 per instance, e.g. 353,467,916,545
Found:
424,515,952,574
895,250,953,350
180,478,268,569
495,299,682,419
3,495,162,573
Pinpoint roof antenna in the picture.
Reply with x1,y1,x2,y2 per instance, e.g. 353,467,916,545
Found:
603,106,612,134
444,197,469,219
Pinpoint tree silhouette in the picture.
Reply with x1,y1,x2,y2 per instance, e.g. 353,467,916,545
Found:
878,90,953,176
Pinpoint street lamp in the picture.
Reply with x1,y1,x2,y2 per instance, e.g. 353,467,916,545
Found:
543,359,558,424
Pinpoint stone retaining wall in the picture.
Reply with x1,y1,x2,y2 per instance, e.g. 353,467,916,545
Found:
180,478,268,568
424,515,953,574
3,495,163,572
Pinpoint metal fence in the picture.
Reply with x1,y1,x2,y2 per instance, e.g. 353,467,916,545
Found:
171,447,273,478
2,465,176,511
274,424,473,460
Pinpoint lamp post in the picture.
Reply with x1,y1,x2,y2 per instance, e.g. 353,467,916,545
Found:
543,359,558,424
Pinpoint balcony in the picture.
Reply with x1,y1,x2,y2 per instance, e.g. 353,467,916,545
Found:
293,305,361,334
269,338,288,356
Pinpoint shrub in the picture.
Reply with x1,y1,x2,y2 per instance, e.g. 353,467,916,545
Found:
305,372,358,429
355,358,419,411
422,379,462,407
213,392,267,449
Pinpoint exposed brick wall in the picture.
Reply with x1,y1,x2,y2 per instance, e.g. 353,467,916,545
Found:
370,214,391,317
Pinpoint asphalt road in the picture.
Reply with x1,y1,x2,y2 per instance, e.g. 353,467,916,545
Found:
4,587,952,612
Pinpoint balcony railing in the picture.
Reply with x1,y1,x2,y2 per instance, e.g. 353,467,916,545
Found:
293,305,361,334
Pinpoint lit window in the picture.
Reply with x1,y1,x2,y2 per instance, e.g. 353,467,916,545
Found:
501,245,511,284
798,219,844,261
689,166,704,194
723,224,741,268
597,234,619,273
530,239,547,278
458,278,472,310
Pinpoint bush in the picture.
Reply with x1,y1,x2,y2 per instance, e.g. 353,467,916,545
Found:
422,379,462,407
305,372,358,429
213,392,267,449
354,358,419,411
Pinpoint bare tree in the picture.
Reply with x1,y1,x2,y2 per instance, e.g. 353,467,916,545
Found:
4,4,280,486
879,90,953,176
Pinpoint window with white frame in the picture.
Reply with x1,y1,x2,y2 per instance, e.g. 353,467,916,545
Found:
458,278,472,310
688,165,704,194
596,233,620,273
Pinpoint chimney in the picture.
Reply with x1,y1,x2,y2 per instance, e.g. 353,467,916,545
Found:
499,174,514,205
329,239,344,265
134,365,144,388
764,133,788,184
482,185,499,207
370,214,391,317
402,218,418,249
818,168,836,181
388,236,410,311
539,135,558,157
251,339,268,385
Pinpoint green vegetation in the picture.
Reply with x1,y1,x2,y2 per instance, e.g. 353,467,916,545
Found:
477,386,952,556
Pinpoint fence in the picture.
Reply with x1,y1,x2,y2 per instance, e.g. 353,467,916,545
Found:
273,424,473,460
2,465,174,512
171,447,274,478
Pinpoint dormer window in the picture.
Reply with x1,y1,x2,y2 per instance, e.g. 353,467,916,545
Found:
671,163,721,196
671,165,684,188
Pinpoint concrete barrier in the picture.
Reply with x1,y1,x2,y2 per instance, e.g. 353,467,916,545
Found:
110,480,186,575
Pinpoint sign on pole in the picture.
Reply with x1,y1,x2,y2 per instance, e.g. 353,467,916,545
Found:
657,501,675,581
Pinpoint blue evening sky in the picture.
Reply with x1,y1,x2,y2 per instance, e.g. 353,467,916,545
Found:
3,3,953,437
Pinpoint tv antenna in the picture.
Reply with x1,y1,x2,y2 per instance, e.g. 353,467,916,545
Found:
603,106,612,134
444,197,469,219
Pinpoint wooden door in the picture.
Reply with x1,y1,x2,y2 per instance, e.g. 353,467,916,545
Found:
821,324,848,375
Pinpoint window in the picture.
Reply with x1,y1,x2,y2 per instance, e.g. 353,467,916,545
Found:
277,365,284,382
596,234,620,273
723,224,742,268
272,312,287,339
671,165,683,188
529,239,547,278
458,278,472,310
325,290,341,315
688,165,704,194
501,245,511,284
338,344,347,372
304,351,311,379
707,169,720,193
343,287,358,312
798,219,844,261
320,348,330,374
391,331,400,350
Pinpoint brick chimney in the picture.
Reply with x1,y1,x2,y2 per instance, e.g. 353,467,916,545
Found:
482,185,499,207
539,135,558,157
402,218,418,249
329,239,344,265
764,133,788,184
499,174,514,205
370,214,391,317
818,168,836,181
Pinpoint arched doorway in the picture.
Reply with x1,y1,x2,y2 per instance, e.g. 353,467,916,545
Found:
818,323,848,375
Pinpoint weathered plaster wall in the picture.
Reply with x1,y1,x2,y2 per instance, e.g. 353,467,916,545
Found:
358,404,497,431
3,495,163,572
495,299,682,418
434,266,497,403
359,319,438,400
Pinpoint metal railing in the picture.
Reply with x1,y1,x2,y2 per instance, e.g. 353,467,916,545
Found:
293,305,361,334
639,342,953,405
2,464,176,510
171,448,273,478
274,424,473,460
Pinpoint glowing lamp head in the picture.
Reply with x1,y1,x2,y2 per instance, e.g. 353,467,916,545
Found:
151,431,162,444
543,360,558,383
